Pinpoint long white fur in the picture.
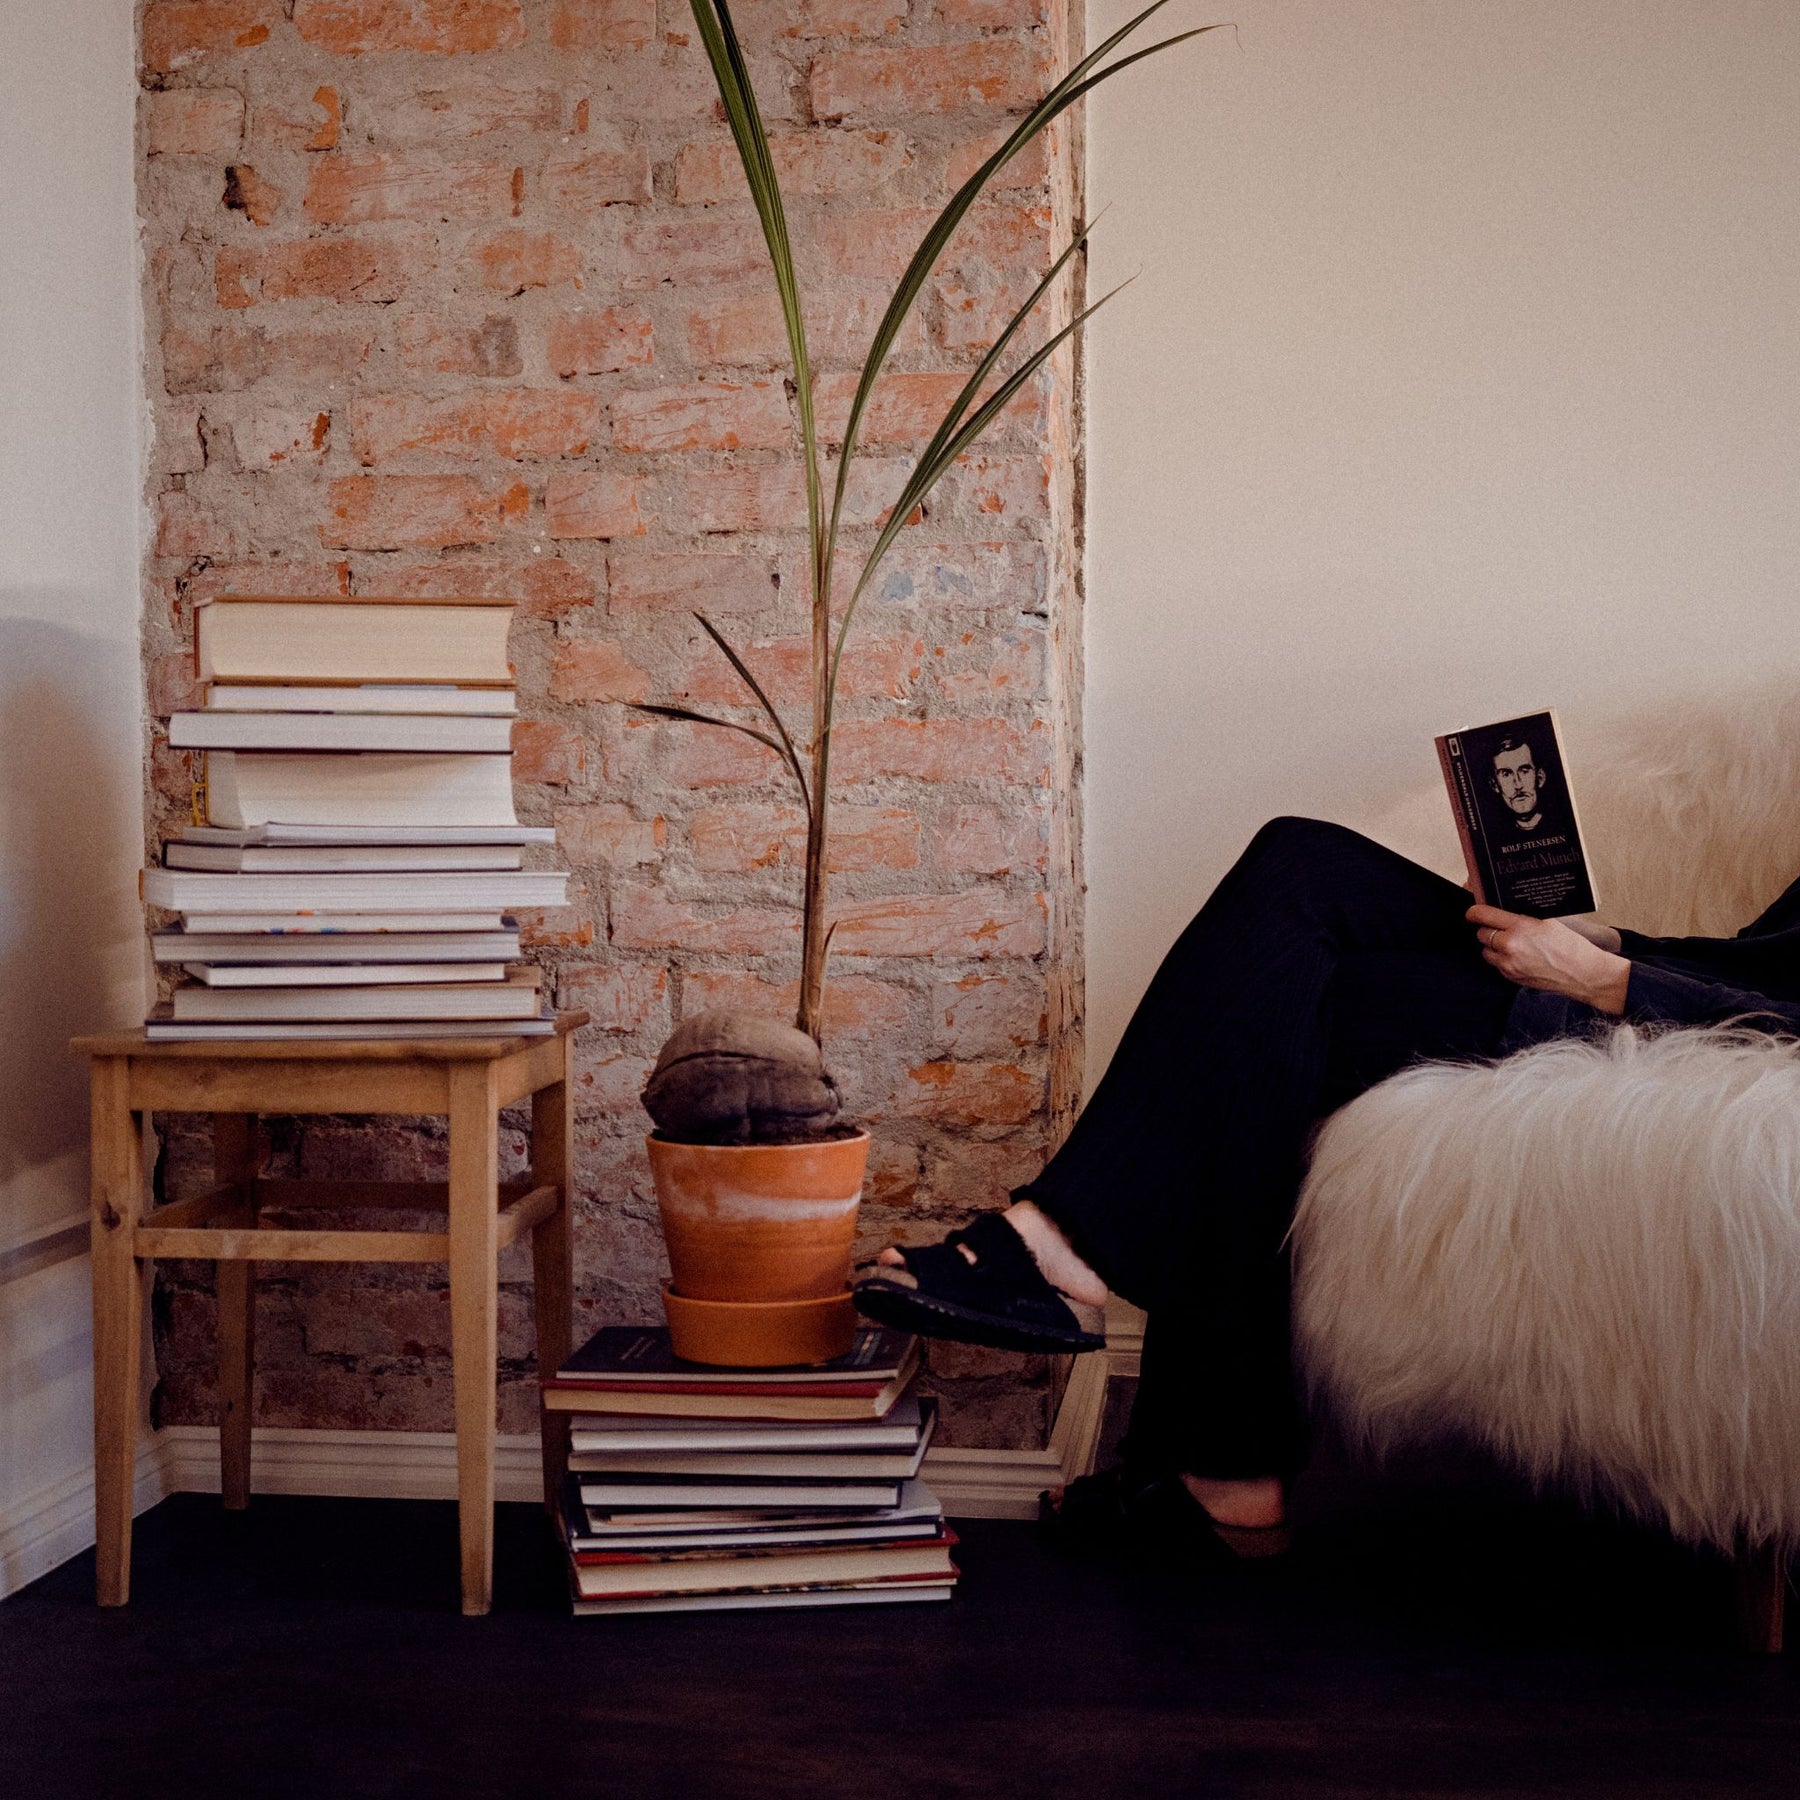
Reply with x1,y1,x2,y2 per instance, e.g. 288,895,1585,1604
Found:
1292,1026,1800,1548
1294,689,1800,1548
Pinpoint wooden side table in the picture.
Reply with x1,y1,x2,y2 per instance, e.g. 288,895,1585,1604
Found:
71,1012,586,1616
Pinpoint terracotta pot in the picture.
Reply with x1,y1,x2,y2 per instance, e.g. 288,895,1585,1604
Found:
648,1131,870,1366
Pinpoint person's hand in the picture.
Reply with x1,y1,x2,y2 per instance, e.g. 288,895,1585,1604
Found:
1466,904,1631,1014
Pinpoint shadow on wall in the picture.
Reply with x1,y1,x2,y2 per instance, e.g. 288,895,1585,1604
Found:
0,611,145,1217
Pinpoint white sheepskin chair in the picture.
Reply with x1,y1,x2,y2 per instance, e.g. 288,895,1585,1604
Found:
1292,688,1800,1645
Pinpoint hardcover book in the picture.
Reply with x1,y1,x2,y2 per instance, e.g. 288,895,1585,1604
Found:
1434,710,1598,917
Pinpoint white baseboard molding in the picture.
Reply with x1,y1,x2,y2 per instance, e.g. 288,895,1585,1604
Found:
1,1339,1121,1597
0,1437,177,1601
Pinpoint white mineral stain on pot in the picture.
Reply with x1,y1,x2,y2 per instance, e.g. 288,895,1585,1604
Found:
659,1187,864,1223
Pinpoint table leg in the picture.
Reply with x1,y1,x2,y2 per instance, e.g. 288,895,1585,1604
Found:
214,1114,259,1511
530,1038,575,1516
448,1063,499,1616
90,1059,144,1606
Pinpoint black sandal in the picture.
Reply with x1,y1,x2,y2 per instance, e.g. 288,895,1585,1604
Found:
1039,1464,1292,1563
851,1212,1107,1354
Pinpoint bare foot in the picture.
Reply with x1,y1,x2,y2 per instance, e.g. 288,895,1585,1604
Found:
875,1200,1108,1308
1180,1474,1286,1529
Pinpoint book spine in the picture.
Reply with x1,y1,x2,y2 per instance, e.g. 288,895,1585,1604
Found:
1544,707,1600,914
1435,733,1491,906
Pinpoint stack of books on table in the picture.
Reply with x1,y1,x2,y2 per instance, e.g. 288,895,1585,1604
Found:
543,1324,957,1617
141,595,566,1042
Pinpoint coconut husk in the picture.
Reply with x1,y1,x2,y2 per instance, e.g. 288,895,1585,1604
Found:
642,1009,842,1145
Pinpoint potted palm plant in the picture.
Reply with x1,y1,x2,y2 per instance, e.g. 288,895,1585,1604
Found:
637,0,1217,1365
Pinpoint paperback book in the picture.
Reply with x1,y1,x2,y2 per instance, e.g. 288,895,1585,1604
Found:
1435,710,1598,917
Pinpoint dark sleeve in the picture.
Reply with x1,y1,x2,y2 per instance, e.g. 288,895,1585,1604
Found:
1622,962,1800,1035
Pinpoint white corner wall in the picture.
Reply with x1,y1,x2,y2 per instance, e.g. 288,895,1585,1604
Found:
0,0,147,1590
1084,0,1800,1073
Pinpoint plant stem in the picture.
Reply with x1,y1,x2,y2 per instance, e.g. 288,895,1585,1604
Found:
798,514,832,1041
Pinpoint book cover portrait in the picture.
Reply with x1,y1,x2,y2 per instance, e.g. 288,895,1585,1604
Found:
1437,711,1598,917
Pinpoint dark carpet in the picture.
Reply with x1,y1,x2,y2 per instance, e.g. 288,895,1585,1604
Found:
4,1448,1796,1800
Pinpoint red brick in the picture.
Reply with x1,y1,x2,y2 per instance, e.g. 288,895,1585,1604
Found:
929,803,1046,876
143,2,279,74
176,560,350,612
321,475,502,550
610,885,799,955
690,802,919,873
674,129,909,206
605,553,777,618
247,84,342,152
615,218,769,292
511,717,586,785
145,88,245,156
215,231,434,307
937,451,1051,521
937,0,1049,25
831,717,1049,785
559,962,668,1032
935,625,1047,706
394,312,522,378
611,381,791,454
221,163,282,226
163,323,375,392
304,154,517,225
516,880,595,948
931,973,1046,1057
156,488,248,559
901,1060,1040,1127
467,230,583,295
555,803,665,868
662,719,793,786
831,890,1046,957
815,368,1042,446
231,406,331,470
680,285,918,371
352,390,602,463
149,651,205,718
544,470,651,541
548,0,655,51
944,121,1052,191
675,458,902,534
378,556,596,618
543,145,654,211
681,971,911,1042
294,0,526,55
870,539,1045,610
811,200,1052,284
575,1051,656,1113
379,84,566,140
548,638,653,704
735,0,906,36
546,307,653,378
811,41,1048,122
676,632,922,710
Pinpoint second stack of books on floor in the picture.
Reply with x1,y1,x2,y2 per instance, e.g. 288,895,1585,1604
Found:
142,594,566,1041
544,1325,956,1616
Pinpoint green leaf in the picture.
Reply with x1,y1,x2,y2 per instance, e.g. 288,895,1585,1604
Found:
626,701,806,800
687,0,824,578
690,611,812,817
820,6,1228,576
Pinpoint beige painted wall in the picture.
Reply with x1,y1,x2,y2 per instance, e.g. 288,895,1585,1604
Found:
1083,0,1800,1074
0,0,146,1588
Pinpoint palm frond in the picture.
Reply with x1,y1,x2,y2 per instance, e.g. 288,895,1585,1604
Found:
820,6,1228,574
690,611,811,816
627,701,807,802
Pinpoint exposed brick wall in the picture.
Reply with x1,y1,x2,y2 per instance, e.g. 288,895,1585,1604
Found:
137,0,1085,1447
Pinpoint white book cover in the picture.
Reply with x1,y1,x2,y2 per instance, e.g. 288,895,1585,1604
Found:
205,684,517,716
164,844,523,874
153,930,520,964
173,713,514,753
180,912,512,934
177,824,554,847
183,962,509,988
167,970,543,1022
145,1016,554,1042
195,598,513,684
143,868,568,913
204,751,518,830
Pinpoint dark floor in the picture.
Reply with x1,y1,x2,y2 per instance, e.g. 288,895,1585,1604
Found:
4,1442,1797,1800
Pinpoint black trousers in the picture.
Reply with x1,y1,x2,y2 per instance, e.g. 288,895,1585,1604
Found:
1018,817,1518,1478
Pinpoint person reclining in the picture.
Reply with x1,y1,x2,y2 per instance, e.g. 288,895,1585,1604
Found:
854,817,1800,1558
